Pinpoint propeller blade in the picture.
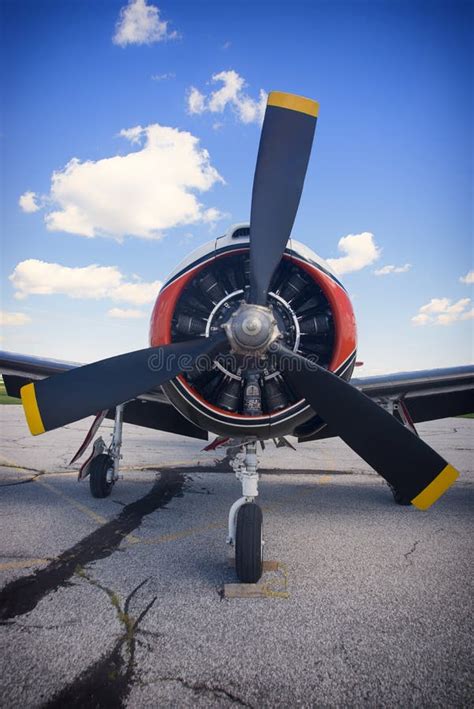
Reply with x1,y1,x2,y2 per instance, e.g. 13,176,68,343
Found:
249,91,319,305
21,334,227,435
275,345,459,509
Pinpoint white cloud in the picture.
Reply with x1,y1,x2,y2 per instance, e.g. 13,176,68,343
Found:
118,125,144,144
187,70,267,124
326,232,381,276
0,311,31,326
151,72,175,81
374,263,412,276
108,280,162,305
113,0,179,46
25,124,224,240
411,313,431,326
9,259,162,305
460,270,474,285
237,90,267,124
107,307,146,319
412,297,473,326
18,191,41,213
187,87,206,115
208,70,245,112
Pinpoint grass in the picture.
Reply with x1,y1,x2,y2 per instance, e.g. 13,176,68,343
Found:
0,378,21,405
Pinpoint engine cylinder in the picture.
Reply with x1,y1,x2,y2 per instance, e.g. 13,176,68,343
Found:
279,270,309,303
264,378,288,411
199,272,226,304
215,378,241,412
175,314,206,337
300,314,330,336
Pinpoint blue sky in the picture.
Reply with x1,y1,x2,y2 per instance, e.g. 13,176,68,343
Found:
1,0,472,374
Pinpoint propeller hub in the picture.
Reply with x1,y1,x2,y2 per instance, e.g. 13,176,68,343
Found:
223,303,280,356
242,316,262,336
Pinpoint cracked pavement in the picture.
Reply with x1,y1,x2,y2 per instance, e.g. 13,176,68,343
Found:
0,408,473,706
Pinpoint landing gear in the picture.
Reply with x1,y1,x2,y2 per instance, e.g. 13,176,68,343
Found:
89,453,115,498
227,440,264,583
78,403,124,498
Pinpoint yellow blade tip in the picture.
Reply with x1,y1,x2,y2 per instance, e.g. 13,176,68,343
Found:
267,91,319,118
20,382,45,436
411,464,459,510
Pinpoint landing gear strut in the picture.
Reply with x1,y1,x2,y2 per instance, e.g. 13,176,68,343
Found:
377,396,418,506
227,440,263,583
88,403,124,498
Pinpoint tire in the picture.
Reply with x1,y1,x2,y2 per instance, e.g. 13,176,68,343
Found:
89,454,114,498
388,483,412,506
235,503,263,583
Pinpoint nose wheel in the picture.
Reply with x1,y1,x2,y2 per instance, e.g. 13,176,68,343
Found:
235,502,263,583
227,440,264,583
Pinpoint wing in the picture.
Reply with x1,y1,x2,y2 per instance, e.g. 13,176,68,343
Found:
297,365,474,442
0,350,208,441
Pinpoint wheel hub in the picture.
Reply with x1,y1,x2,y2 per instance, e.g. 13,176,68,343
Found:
223,303,281,355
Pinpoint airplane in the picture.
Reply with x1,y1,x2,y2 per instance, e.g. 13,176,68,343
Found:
1,91,473,584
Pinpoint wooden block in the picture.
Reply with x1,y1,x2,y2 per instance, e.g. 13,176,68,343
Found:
262,560,279,572
227,559,279,572
223,583,269,599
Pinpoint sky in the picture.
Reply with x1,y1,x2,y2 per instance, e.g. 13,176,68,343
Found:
1,0,472,376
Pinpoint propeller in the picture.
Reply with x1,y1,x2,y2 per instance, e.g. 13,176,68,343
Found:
21,334,227,435
274,344,459,509
16,87,461,510
248,91,319,305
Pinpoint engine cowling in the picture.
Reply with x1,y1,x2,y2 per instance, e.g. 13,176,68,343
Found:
150,224,357,439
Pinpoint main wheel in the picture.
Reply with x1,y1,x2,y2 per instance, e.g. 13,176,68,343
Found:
388,483,412,506
235,502,263,583
89,454,114,498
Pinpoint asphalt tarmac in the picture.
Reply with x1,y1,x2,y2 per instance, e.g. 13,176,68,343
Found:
0,407,472,707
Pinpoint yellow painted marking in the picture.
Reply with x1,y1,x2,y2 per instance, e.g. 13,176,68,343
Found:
127,522,224,547
411,464,459,510
123,461,200,472
0,558,49,571
259,475,334,513
46,471,81,477
0,462,44,476
35,478,140,544
267,91,319,117
20,383,45,436
0,467,77,477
